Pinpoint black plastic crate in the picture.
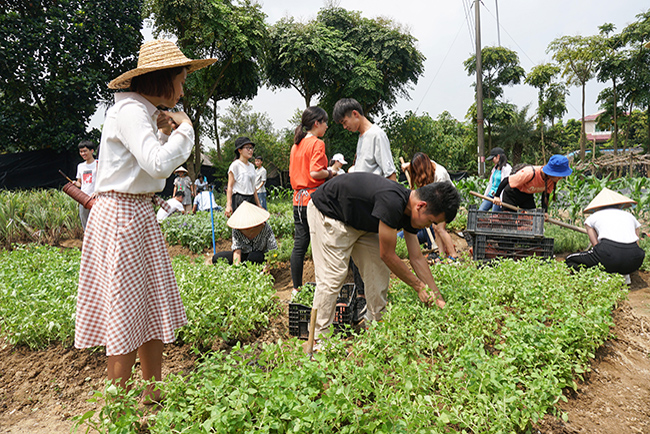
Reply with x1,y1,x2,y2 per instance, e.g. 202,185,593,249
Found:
473,234,554,262
289,283,358,339
467,205,545,238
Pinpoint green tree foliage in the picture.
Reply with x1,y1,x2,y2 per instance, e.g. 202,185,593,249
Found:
0,0,143,152
205,102,290,184
381,111,473,171
145,0,268,175
620,10,650,152
525,63,566,160
546,119,582,155
464,46,525,149
265,5,424,116
494,104,537,165
547,34,606,160
596,23,625,155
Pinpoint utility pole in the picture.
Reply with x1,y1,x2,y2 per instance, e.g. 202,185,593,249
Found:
475,0,485,176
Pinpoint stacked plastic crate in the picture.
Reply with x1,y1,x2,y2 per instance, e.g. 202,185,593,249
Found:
465,205,554,262
289,283,367,340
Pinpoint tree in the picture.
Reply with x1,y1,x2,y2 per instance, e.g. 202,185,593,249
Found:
547,34,606,160
145,0,268,175
620,9,650,153
0,0,143,152
464,46,525,148
265,5,425,116
525,63,560,160
494,105,536,165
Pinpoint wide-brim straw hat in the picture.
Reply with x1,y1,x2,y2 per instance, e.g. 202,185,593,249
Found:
227,201,270,229
584,187,636,213
108,40,218,89
645,41,650,48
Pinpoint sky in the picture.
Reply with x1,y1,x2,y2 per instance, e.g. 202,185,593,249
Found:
89,0,649,141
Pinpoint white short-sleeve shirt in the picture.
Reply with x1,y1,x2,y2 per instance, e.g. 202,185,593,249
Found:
585,208,640,244
229,159,256,195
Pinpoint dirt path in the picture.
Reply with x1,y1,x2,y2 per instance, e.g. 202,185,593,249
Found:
2,241,650,433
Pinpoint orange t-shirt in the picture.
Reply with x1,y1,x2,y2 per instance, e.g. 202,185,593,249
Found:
289,135,328,206
508,166,556,194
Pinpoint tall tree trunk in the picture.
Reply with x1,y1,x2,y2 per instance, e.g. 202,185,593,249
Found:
579,83,586,160
612,78,618,156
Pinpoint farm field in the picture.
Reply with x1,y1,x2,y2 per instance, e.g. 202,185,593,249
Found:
2,181,650,433
0,236,649,433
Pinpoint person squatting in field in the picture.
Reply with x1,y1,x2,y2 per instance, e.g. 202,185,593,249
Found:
74,39,217,403
565,188,645,283
212,201,278,266
307,172,460,343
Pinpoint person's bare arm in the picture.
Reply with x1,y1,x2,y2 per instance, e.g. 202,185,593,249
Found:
378,221,444,307
586,225,599,246
225,171,235,217
386,173,397,182
433,223,457,258
232,249,242,265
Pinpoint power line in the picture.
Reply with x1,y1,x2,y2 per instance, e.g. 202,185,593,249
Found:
415,21,467,114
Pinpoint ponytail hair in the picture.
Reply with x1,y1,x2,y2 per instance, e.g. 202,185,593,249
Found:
294,106,328,144
495,150,508,170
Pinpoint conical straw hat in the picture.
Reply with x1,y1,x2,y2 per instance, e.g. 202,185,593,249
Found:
583,187,636,213
227,201,270,229
109,40,218,89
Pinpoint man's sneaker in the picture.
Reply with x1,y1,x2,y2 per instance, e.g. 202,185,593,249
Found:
624,274,631,285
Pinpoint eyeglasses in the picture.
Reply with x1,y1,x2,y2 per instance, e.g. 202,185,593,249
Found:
242,145,254,151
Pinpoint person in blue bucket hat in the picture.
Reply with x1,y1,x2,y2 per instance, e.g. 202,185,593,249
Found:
494,154,572,211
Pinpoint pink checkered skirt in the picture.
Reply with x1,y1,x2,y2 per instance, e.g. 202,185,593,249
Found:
74,191,187,356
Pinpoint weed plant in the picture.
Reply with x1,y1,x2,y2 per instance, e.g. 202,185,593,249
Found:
85,258,625,434
0,189,82,248
544,223,590,254
0,244,79,348
161,207,295,253
0,246,279,350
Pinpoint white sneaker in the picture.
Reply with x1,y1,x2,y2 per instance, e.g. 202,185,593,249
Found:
624,274,631,285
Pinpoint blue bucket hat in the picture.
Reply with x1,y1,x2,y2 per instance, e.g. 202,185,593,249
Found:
542,155,572,177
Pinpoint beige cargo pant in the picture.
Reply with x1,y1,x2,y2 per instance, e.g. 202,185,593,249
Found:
307,201,391,339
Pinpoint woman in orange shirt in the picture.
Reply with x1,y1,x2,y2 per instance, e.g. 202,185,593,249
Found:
289,107,334,298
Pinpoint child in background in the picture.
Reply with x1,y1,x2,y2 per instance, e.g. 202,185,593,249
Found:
74,140,98,230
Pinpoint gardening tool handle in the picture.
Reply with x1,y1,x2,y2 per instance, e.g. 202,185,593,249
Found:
469,191,588,234
470,191,520,212
303,308,318,357
58,169,75,184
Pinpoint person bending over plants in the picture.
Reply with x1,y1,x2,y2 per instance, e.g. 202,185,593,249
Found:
307,172,460,345
493,154,572,212
212,201,277,266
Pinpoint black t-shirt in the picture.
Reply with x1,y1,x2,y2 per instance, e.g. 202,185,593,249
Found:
310,172,417,234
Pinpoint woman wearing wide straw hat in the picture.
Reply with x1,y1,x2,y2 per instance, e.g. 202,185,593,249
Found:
565,188,645,283
74,39,216,402
494,154,572,211
212,201,278,265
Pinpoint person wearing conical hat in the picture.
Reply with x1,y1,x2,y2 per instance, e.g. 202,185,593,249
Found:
212,201,278,266
565,188,645,283
74,39,217,402
173,166,194,212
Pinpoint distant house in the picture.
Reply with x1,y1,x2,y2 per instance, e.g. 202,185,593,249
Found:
581,110,611,144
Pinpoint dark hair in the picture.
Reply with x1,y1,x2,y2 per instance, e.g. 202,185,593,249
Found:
294,106,328,144
333,98,364,123
409,152,436,188
494,150,508,170
174,190,185,198
78,140,96,151
130,66,185,104
415,181,460,224
255,156,263,162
